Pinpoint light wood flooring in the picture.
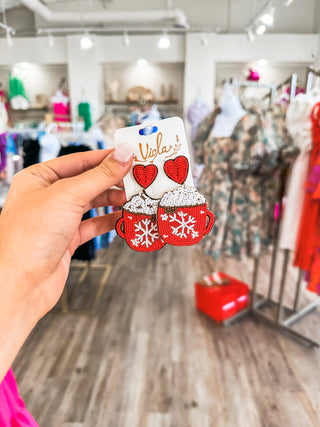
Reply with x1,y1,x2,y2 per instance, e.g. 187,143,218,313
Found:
13,238,320,427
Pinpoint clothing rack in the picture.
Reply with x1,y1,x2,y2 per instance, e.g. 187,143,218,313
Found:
305,67,320,93
224,73,320,347
261,73,298,102
230,78,277,102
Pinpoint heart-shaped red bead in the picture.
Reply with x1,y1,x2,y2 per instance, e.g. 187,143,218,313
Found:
164,156,189,184
133,164,158,189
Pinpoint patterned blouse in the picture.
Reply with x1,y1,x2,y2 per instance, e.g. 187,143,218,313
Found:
193,106,299,259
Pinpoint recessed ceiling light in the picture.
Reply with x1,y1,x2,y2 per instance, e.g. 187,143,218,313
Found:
158,31,170,49
80,33,93,50
258,58,268,66
20,62,30,69
137,58,147,67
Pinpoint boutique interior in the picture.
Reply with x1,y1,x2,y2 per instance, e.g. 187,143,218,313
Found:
1,1,320,426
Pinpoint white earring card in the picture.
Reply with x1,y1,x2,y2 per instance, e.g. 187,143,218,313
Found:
115,117,215,252
114,117,193,200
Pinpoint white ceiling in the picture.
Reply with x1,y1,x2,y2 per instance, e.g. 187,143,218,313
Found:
3,0,320,35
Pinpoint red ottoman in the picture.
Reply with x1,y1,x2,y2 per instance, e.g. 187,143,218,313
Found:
194,272,250,323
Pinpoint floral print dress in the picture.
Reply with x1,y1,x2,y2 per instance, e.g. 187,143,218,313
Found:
193,107,298,259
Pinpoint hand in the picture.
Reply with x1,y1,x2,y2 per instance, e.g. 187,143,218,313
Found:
0,145,133,380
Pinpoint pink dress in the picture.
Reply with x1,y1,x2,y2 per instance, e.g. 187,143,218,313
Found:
0,368,39,426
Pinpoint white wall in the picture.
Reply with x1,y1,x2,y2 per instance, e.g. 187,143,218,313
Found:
0,37,67,65
96,34,185,64
0,63,68,105
211,34,318,63
215,63,310,86
66,35,104,122
103,62,184,109
0,33,317,123
183,33,318,114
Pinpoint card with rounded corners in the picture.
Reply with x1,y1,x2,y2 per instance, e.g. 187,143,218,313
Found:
114,117,193,200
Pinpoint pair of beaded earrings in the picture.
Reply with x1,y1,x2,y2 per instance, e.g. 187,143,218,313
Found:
116,155,215,252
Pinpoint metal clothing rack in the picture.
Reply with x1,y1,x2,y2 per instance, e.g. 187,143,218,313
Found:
223,73,320,347
305,66,320,93
230,78,277,103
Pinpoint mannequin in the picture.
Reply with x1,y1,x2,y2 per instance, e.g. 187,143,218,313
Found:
211,84,246,138
187,96,210,141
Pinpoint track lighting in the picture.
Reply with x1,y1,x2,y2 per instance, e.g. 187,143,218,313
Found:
245,0,275,40
80,32,93,50
199,33,209,46
255,24,266,35
158,31,170,49
123,31,130,47
260,4,275,26
48,32,54,47
6,30,12,47
247,28,255,42
247,28,256,42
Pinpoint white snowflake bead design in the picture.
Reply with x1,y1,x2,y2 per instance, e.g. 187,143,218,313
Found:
130,218,160,248
169,211,199,239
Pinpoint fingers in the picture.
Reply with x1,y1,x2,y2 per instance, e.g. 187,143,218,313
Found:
114,179,124,189
59,144,133,207
24,149,114,184
75,211,122,250
84,188,126,212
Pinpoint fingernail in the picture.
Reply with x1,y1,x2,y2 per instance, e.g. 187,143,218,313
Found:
113,142,134,163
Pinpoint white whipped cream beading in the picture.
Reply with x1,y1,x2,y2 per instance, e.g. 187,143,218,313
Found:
160,186,206,207
124,191,159,215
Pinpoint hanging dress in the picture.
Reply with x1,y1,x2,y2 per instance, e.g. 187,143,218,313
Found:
294,103,320,274
194,107,298,259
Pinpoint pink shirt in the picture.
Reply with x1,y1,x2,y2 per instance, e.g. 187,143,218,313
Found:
0,368,39,426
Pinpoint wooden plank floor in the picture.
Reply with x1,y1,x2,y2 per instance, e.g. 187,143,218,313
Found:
13,238,320,427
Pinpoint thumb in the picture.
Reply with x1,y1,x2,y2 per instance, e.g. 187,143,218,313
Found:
61,143,133,206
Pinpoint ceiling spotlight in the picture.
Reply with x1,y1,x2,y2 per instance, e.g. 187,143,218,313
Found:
258,58,268,66
20,62,30,69
199,33,209,46
80,33,93,50
283,0,294,5
137,58,147,67
260,5,275,26
48,32,54,47
158,31,170,49
247,28,256,42
123,31,130,47
6,30,13,47
255,24,266,35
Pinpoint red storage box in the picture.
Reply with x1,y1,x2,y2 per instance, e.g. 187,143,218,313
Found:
194,272,250,323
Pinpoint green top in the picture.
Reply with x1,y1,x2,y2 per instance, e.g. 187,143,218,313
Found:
8,73,29,101
78,102,92,132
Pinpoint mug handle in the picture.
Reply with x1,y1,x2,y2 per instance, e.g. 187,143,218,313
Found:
204,211,215,235
116,216,126,239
